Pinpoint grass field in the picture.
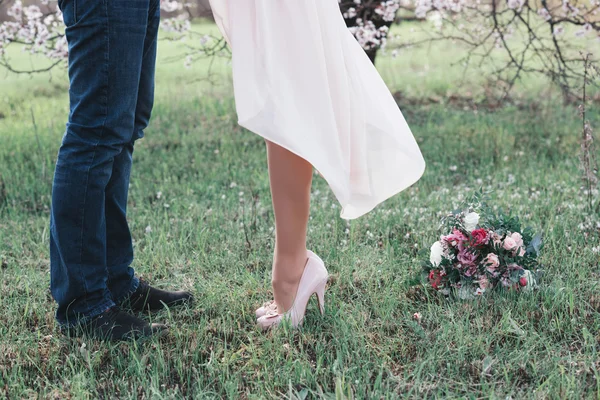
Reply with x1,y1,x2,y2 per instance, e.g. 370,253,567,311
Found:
1,20,600,399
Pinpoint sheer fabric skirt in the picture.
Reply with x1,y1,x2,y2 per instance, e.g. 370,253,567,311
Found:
209,0,426,219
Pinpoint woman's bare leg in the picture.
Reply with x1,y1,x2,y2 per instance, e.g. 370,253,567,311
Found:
266,140,313,314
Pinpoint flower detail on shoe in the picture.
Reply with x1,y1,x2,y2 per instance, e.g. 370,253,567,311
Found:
255,300,278,318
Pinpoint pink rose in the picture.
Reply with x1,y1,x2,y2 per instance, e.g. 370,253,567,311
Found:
503,236,517,251
457,249,478,267
490,231,503,247
443,228,468,248
464,264,478,277
510,232,524,248
519,247,526,257
484,253,500,275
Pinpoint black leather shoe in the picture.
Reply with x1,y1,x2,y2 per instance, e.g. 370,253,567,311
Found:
123,279,194,312
62,307,168,342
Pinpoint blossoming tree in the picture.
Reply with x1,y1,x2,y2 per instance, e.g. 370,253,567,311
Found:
338,0,408,62
0,0,597,98
406,0,599,100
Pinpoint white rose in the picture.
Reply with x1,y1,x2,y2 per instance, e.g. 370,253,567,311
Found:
430,241,444,266
463,212,480,232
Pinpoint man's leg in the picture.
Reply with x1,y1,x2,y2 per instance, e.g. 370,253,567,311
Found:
104,0,193,312
106,0,160,303
50,0,154,326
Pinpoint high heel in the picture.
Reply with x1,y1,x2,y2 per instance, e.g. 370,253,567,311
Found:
257,281,326,318
256,251,328,330
315,279,326,315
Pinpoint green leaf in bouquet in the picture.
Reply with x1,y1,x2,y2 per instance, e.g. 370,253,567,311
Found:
509,269,523,283
417,248,429,259
527,233,543,257
521,226,535,242
420,270,431,284
420,259,433,270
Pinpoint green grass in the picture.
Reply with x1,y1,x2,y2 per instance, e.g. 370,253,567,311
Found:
1,20,600,399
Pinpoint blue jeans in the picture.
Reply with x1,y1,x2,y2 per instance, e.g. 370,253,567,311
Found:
50,0,160,326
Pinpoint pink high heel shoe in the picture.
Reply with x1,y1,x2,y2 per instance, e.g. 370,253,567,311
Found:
256,250,328,330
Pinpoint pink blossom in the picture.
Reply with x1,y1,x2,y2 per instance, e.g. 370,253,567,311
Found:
489,231,503,247
510,232,524,248
443,228,468,248
457,249,478,267
503,236,518,251
464,264,478,277
484,253,500,275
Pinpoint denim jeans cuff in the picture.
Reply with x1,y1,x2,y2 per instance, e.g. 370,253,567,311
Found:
112,275,140,305
58,299,116,328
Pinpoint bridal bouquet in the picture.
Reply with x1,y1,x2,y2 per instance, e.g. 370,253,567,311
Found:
423,195,542,299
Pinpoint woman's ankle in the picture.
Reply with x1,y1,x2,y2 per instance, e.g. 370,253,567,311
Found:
272,252,308,284
271,251,309,312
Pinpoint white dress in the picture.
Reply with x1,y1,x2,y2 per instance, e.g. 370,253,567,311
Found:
209,0,426,219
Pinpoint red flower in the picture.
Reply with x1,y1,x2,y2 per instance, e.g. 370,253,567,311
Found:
470,228,489,246
429,270,443,290
519,277,528,287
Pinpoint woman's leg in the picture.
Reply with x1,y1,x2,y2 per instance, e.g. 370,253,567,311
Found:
266,140,313,314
